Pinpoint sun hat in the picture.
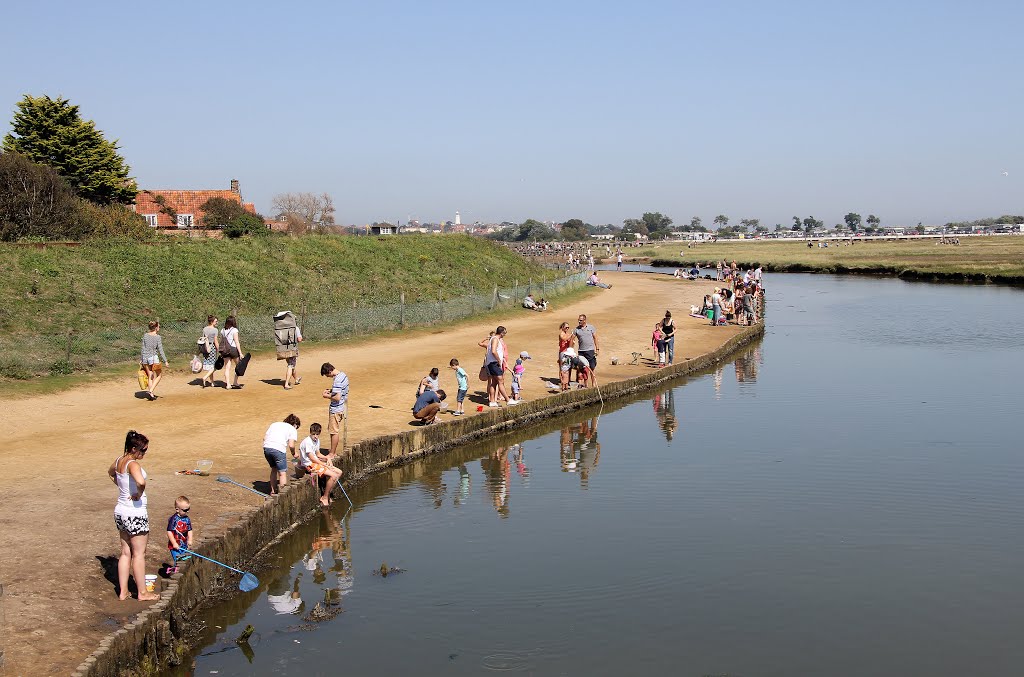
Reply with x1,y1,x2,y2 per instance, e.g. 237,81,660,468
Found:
519,351,532,359
562,347,576,358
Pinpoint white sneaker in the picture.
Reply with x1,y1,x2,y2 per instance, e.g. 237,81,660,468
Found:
488,401,499,408
507,399,520,405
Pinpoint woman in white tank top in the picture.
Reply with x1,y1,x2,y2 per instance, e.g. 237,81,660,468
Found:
108,431,159,600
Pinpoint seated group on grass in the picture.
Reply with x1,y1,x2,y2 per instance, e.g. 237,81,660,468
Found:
522,294,549,311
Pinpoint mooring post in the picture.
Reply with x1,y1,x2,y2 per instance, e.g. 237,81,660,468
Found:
400,292,406,329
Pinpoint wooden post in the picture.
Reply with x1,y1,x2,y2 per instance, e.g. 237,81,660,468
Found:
438,289,444,322
299,303,307,334
490,284,498,310
65,329,73,365
400,292,406,329
470,287,475,314
352,299,357,334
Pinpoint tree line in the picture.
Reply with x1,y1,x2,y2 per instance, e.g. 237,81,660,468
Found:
0,94,342,242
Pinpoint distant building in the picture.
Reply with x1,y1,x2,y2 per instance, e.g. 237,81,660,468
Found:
371,224,397,235
455,211,461,226
133,179,255,232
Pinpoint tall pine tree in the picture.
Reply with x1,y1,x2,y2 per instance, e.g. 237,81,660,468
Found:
3,95,136,205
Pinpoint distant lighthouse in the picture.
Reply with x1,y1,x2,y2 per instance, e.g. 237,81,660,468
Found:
455,211,461,226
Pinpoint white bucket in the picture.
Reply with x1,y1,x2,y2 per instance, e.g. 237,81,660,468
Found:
144,574,158,593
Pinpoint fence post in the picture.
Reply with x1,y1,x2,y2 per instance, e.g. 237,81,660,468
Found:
65,329,73,366
352,300,357,334
400,292,406,329
528,278,533,296
541,274,546,295
470,287,475,314
438,289,444,323
491,284,498,310
300,303,307,334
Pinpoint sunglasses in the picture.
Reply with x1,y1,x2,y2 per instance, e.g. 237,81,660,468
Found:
176,506,190,512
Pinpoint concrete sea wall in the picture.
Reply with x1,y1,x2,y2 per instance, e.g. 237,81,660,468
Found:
73,323,764,677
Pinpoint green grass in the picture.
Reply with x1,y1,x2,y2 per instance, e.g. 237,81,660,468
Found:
0,234,574,380
642,236,1024,279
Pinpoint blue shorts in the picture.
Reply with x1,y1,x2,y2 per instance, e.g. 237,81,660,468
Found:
457,389,467,403
486,362,503,377
264,447,287,472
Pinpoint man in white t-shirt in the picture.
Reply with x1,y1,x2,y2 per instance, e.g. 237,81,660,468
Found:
263,414,300,496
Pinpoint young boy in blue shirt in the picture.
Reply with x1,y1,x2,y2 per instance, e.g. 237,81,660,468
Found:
166,496,194,574
449,358,468,415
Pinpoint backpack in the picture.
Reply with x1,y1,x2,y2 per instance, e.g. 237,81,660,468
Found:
197,335,211,358
274,311,298,360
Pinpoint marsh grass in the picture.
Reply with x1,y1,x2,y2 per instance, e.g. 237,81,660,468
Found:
644,236,1024,278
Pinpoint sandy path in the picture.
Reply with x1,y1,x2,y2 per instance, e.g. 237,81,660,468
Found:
0,271,743,675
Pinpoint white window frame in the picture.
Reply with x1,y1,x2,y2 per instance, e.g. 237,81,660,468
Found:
177,214,194,229
144,214,158,228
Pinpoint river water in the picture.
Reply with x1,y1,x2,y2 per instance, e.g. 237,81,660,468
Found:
176,274,1024,676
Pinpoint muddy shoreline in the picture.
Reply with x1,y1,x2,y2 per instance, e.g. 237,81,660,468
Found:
71,322,765,677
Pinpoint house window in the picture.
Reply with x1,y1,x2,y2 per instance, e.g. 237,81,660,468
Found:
144,214,158,227
177,214,194,229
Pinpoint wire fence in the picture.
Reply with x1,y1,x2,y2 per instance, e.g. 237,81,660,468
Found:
5,271,588,379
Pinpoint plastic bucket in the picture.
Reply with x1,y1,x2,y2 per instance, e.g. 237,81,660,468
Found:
144,574,158,593
195,460,214,475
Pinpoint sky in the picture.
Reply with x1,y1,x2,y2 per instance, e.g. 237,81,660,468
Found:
2,0,1021,228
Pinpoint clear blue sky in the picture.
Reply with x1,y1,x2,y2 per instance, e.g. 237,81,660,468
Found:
2,0,1021,227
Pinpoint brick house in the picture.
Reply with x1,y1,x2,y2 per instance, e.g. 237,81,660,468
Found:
133,179,256,231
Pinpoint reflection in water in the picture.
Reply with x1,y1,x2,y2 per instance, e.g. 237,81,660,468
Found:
300,512,353,604
559,417,601,486
734,346,760,383
453,463,472,507
481,445,511,517
653,389,678,441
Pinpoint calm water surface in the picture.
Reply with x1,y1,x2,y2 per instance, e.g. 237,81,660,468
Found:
178,275,1024,676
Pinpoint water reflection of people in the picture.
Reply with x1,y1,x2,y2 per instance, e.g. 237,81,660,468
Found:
653,389,679,441
311,512,353,603
453,463,472,507
713,366,723,400
733,349,758,383
559,418,601,485
480,446,511,517
511,443,529,481
576,417,601,486
266,572,304,615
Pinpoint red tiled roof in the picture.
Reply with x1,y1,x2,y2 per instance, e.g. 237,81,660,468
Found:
134,187,255,228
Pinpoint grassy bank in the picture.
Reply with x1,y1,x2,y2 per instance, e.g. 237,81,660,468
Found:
0,235,572,379
640,236,1024,281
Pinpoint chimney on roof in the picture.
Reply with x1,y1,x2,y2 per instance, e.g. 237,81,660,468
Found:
230,179,240,195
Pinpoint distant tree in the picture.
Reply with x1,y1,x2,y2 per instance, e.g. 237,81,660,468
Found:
200,196,248,228
802,216,823,232
866,214,880,229
792,216,802,230
844,212,862,230
690,216,702,230
915,222,926,234
2,95,136,204
272,192,335,234
775,223,784,232
517,218,557,241
754,224,769,233
0,152,82,240
713,214,729,229
560,218,589,241
641,212,673,233
739,218,759,232
621,218,648,237
223,213,269,238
